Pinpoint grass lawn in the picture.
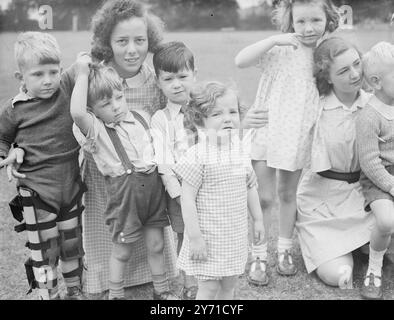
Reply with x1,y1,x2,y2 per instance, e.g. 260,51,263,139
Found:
1,29,394,300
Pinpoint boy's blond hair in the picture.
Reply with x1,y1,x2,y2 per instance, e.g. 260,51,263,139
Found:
14,32,61,71
363,41,394,86
87,64,123,108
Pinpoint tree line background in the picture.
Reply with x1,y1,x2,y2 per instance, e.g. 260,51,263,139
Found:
0,0,393,32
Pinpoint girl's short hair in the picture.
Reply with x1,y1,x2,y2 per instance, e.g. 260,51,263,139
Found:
87,64,124,107
184,81,244,134
363,42,394,86
272,0,339,34
90,0,164,63
313,37,362,96
14,32,61,71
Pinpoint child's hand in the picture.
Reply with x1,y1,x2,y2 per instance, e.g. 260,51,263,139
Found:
253,219,264,246
189,237,208,261
241,108,268,129
0,148,26,181
75,52,92,76
270,33,301,49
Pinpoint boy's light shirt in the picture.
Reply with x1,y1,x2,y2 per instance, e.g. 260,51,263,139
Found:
151,100,187,198
73,111,156,177
11,87,37,107
369,95,394,120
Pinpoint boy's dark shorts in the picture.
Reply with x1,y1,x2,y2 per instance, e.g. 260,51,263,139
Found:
166,193,184,234
360,166,394,212
104,169,169,244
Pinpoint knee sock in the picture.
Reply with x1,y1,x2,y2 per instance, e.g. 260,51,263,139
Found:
152,273,170,293
108,280,125,300
277,237,293,254
367,246,386,277
251,242,267,261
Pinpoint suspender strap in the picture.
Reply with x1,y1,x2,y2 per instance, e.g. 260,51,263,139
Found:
105,126,135,174
130,110,153,143
104,111,153,174
317,170,360,184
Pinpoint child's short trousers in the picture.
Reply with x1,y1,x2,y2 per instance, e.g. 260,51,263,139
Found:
104,168,169,244
166,193,184,234
17,158,83,219
359,165,394,212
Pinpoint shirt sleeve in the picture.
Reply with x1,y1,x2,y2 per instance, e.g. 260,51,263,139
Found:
310,104,331,172
0,101,16,158
356,108,394,193
151,110,181,198
172,146,203,190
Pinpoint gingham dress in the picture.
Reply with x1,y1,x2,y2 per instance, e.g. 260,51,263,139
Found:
82,64,177,294
173,139,257,279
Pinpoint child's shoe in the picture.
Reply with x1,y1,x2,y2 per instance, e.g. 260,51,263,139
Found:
361,273,383,300
64,285,86,300
181,286,198,300
247,257,269,286
277,250,297,276
153,290,180,300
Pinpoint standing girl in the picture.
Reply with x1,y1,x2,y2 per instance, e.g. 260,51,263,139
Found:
81,0,177,297
235,0,340,285
173,81,264,300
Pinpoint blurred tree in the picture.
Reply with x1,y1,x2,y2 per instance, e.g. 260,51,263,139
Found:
147,0,239,30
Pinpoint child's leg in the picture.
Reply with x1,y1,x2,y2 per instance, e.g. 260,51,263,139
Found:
248,161,276,285
276,169,302,275
196,280,220,300
144,226,178,299
361,199,394,299
316,254,354,289
18,188,60,300
109,242,133,299
57,201,85,298
216,276,239,300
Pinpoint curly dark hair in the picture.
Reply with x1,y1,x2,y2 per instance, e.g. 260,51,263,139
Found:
90,0,165,63
313,37,362,96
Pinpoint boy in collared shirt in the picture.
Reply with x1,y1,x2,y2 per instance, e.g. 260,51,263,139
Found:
0,32,85,300
151,41,198,299
71,55,178,300
356,41,394,300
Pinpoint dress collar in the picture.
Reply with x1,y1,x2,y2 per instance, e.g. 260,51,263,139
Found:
323,89,371,112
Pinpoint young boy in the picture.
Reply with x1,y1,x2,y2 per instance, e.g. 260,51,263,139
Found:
356,41,394,300
71,55,179,300
0,32,86,300
150,41,198,299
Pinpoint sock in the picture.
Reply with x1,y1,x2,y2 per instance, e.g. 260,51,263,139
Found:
108,280,125,300
63,275,80,288
277,237,293,254
152,273,170,294
365,246,386,287
251,242,267,261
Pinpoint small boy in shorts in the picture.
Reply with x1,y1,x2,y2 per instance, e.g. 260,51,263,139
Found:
151,41,198,299
356,41,394,300
71,54,179,300
0,32,85,300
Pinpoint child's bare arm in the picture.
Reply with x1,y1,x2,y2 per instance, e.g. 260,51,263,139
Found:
181,180,207,261
70,53,93,136
247,186,264,245
234,33,300,68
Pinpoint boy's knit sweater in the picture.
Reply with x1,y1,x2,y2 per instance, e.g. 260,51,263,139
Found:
356,95,394,193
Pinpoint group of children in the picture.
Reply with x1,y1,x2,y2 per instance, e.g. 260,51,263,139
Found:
1,0,394,300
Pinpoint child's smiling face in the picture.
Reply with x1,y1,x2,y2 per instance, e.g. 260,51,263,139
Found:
202,90,240,135
110,17,148,78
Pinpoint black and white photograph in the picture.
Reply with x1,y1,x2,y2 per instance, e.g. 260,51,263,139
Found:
0,0,394,304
